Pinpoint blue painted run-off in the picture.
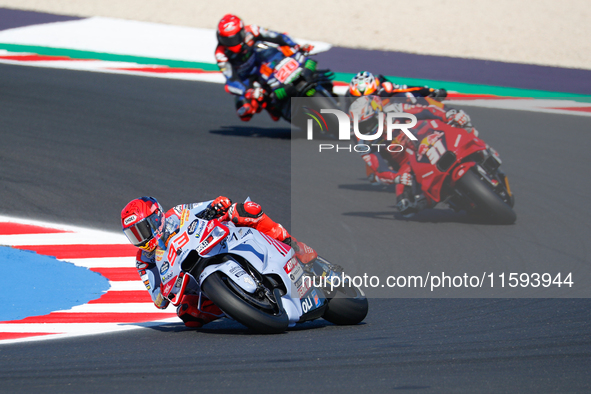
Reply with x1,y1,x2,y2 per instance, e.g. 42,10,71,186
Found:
0,246,110,321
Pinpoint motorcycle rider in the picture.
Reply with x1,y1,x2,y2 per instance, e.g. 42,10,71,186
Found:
347,72,474,216
347,70,448,100
215,14,314,122
121,196,317,328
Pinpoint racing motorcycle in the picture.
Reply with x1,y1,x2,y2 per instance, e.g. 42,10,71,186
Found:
156,200,368,333
252,43,342,134
405,119,516,224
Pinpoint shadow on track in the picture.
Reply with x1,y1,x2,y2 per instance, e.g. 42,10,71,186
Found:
210,125,291,139
339,182,396,193
139,317,335,336
343,206,519,225
342,208,474,223
340,182,516,225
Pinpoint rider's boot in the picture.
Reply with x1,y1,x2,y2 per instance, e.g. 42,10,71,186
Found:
283,236,318,265
177,294,223,328
396,186,419,217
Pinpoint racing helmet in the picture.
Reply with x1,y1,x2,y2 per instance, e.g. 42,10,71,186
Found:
349,95,384,136
217,14,246,53
349,71,378,97
121,197,165,252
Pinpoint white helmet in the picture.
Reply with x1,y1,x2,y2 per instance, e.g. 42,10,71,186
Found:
349,71,378,97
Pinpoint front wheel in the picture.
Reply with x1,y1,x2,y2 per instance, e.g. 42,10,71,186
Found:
456,168,516,224
201,272,289,334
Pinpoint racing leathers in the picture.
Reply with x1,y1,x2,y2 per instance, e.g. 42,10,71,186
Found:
215,25,298,121
135,197,317,327
346,73,448,100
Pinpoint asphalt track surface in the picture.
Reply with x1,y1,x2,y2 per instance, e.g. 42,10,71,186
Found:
1,63,590,392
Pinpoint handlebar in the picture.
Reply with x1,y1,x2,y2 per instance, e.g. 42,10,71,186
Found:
196,207,217,221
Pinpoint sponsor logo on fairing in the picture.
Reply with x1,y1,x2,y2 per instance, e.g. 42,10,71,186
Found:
161,271,174,284
297,276,311,297
300,295,313,313
187,220,198,235
155,249,164,262
230,265,247,277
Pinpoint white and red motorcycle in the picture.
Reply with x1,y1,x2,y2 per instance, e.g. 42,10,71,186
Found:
157,200,368,333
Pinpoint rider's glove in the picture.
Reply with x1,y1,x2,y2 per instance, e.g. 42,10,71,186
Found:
209,196,232,218
394,173,413,186
245,87,265,102
237,102,258,121
296,43,314,53
446,109,472,128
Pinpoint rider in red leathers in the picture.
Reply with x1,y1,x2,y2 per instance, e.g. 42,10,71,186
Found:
215,14,313,122
121,196,316,328
347,71,474,216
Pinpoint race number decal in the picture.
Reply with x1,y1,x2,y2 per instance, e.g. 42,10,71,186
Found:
417,130,446,164
167,232,190,266
274,58,299,83
426,140,447,165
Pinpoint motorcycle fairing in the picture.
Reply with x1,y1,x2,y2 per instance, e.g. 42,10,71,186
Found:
408,120,487,201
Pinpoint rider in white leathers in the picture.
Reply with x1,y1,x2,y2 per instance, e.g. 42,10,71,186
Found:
121,196,317,327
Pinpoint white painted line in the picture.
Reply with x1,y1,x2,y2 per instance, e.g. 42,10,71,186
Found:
106,281,146,291
65,257,134,268
58,303,174,313
0,232,128,246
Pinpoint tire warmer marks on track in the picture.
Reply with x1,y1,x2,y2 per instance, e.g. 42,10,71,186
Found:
0,216,178,345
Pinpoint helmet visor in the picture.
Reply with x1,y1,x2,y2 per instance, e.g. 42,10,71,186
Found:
123,213,163,247
123,219,152,247
218,28,245,47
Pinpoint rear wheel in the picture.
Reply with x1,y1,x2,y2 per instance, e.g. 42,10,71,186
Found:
323,277,368,325
456,168,516,224
201,272,289,334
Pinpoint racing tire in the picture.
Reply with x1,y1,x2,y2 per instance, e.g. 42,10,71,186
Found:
323,284,368,326
201,272,289,334
456,168,517,224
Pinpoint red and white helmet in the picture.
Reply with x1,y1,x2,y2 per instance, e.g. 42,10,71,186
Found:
217,14,246,53
121,197,165,252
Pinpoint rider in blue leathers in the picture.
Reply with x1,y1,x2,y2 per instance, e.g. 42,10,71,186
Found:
215,14,312,121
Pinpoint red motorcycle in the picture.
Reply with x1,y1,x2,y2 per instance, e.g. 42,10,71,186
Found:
405,119,516,224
